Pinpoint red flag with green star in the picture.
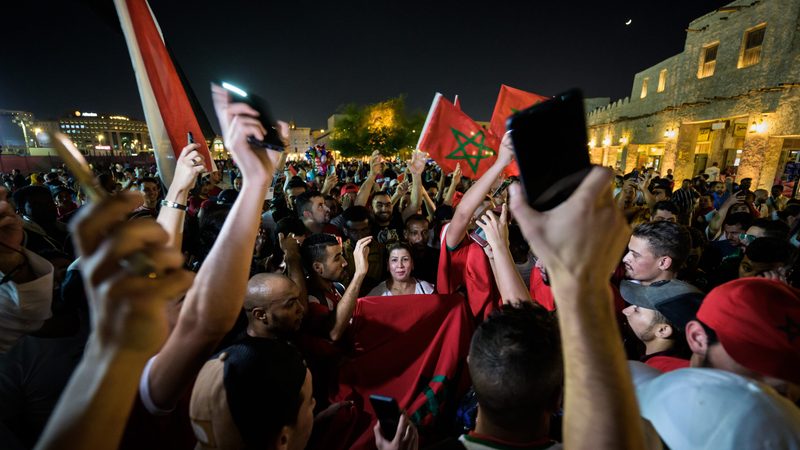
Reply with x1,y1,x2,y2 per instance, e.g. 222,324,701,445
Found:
417,93,500,179
489,85,548,176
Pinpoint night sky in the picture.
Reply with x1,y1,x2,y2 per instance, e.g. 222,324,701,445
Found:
2,1,732,131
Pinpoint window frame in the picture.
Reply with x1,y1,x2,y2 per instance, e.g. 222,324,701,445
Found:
697,42,720,79
738,23,766,69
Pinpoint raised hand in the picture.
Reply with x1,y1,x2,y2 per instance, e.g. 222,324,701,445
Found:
171,143,207,193
478,203,509,252
373,413,419,450
353,236,372,277
495,132,515,167
408,150,427,176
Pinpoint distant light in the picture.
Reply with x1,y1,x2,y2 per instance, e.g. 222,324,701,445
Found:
33,128,42,134
74,111,81,116
320,129,325,132
222,82,248,97
82,112,98,117
95,145,111,150
625,19,632,25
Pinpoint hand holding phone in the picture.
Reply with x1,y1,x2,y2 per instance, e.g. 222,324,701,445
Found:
215,81,285,152
369,395,401,440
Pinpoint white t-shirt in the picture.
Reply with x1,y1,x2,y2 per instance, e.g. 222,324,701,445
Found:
367,279,435,297
0,250,54,352
704,166,720,182
629,362,800,449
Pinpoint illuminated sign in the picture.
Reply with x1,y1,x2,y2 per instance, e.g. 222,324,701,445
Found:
95,145,111,150
109,116,130,121
82,112,98,117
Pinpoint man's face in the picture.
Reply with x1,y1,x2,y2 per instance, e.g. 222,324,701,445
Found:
740,180,752,191
622,305,661,343
404,220,429,247
345,219,370,244
427,187,439,198
623,236,668,282
210,171,222,184
713,183,726,194
371,194,393,223
652,209,676,222
141,181,160,207
316,244,347,282
287,370,316,450
305,196,330,225
653,189,668,202
698,196,712,209
724,224,745,247
682,180,691,189
261,282,304,335
730,203,750,215
286,187,306,207
739,255,782,278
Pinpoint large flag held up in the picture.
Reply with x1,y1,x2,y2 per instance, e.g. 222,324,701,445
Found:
417,94,501,179
114,0,214,185
326,293,473,450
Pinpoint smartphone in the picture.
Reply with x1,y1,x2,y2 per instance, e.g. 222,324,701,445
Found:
469,227,489,248
219,81,285,152
492,176,516,198
369,395,400,440
507,89,591,211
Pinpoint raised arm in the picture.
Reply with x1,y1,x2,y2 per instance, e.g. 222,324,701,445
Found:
355,151,382,207
478,203,531,304
402,150,426,221
146,85,285,409
35,193,194,450
442,163,461,206
510,168,645,450
156,144,206,249
445,134,513,249
279,232,308,311
708,191,744,238
329,236,371,341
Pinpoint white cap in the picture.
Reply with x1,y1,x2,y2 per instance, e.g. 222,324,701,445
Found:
632,364,800,449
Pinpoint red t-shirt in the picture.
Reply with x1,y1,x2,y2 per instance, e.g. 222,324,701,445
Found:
529,266,555,311
644,354,690,373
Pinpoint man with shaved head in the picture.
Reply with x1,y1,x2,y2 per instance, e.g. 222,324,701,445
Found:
244,273,305,339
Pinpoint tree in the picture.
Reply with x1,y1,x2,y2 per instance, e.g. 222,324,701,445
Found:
329,96,424,158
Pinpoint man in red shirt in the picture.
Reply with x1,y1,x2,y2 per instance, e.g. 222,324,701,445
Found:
620,279,703,372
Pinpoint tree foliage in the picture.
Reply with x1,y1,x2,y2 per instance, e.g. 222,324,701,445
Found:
329,96,424,158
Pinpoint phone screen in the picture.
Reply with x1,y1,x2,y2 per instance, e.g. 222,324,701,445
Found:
508,89,591,211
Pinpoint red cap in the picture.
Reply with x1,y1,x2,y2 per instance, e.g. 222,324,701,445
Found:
697,278,800,384
340,183,359,196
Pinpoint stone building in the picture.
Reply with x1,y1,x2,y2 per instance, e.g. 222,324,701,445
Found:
586,0,800,190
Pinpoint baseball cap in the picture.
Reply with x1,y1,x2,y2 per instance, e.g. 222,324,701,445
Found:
190,337,307,449
340,183,359,196
620,279,704,330
697,277,800,384
634,366,800,450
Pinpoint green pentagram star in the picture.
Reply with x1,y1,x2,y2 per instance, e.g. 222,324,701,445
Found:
446,128,496,174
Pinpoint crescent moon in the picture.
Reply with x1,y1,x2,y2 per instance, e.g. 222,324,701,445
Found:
625,19,632,25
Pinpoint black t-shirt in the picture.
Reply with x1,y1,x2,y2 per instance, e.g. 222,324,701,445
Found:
372,210,404,244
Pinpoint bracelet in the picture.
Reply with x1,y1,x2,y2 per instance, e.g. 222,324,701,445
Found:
161,199,188,211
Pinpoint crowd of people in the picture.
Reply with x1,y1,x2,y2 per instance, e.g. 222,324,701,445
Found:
1,85,799,450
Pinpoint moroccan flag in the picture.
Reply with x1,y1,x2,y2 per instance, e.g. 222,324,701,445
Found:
417,93,500,179
114,0,214,185
329,293,474,450
489,85,548,176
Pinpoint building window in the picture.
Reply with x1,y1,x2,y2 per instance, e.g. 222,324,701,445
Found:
640,78,649,99
738,24,766,68
698,42,719,78
657,69,667,92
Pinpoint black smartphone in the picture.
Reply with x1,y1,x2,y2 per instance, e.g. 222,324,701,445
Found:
369,394,400,440
492,176,516,198
220,81,285,152
507,89,591,211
